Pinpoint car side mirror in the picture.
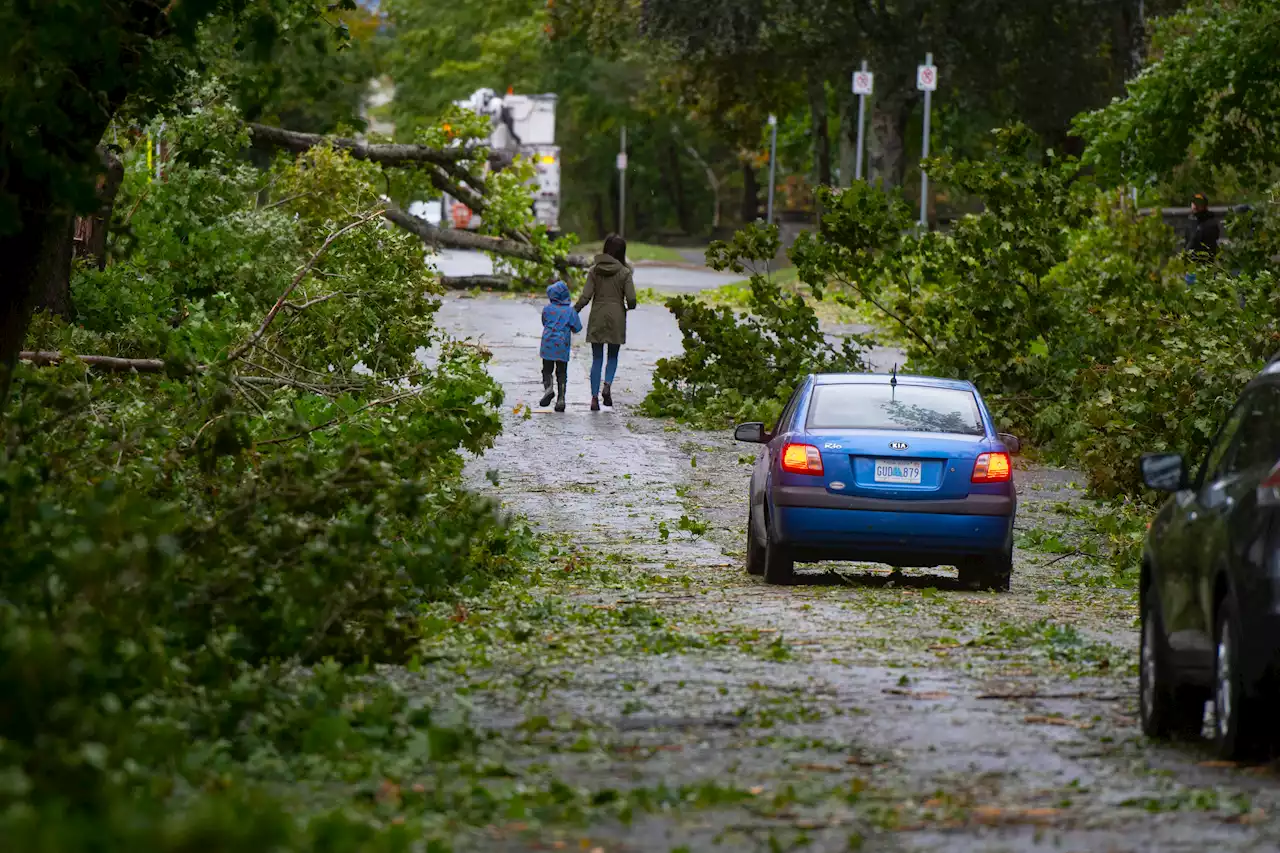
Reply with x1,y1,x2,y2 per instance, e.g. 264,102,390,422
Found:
997,433,1021,454
734,422,768,444
1140,452,1188,492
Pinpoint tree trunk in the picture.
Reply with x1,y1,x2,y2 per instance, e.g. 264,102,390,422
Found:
807,73,832,188
77,148,125,272
666,140,691,234
740,160,760,224
868,92,915,189
37,214,77,320
1120,0,1146,80
837,96,857,188
1,195,68,405
593,193,607,239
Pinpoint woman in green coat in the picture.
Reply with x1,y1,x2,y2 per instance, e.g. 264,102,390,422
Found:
574,234,637,411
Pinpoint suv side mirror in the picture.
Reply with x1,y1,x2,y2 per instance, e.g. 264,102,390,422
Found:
1140,452,1188,492
997,433,1021,454
734,422,768,444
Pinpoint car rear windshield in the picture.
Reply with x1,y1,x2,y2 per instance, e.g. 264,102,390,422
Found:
806,383,985,436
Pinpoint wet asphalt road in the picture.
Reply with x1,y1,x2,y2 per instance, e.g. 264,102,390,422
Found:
430,291,1280,852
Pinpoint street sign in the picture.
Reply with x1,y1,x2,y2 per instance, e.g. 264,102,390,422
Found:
852,71,874,95
916,64,938,91
616,152,627,171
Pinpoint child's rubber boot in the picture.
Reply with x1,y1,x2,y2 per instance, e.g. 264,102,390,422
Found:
601,382,613,409
590,396,600,412
539,379,555,408
554,380,567,413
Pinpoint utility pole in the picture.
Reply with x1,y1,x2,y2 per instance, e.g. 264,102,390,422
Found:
853,61,872,182
617,126,627,237
766,114,778,225
917,53,937,228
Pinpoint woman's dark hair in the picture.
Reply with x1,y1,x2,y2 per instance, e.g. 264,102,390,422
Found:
602,233,627,264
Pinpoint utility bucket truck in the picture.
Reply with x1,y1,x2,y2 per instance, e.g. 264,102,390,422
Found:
445,88,560,234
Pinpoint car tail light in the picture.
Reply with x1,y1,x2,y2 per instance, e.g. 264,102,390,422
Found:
972,452,1011,483
781,443,824,475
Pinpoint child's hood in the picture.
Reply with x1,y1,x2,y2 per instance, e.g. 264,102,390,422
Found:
546,281,572,305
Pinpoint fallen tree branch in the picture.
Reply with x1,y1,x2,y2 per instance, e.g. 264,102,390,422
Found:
441,274,538,291
256,389,424,446
20,352,367,396
226,208,384,364
247,123,511,169
385,206,589,270
20,351,166,372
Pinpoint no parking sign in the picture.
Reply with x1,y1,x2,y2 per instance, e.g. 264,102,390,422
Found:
852,70,874,95
917,63,938,91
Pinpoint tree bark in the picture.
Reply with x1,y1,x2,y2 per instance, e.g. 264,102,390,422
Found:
868,92,916,189
666,139,691,234
384,206,590,270
1120,0,1146,80
808,72,832,188
247,123,497,169
837,96,857,188
740,160,760,224
35,213,77,321
86,148,125,271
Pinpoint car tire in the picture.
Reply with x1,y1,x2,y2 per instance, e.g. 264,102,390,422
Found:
1213,595,1267,760
1140,588,1207,740
762,516,794,585
746,506,765,576
959,548,1012,592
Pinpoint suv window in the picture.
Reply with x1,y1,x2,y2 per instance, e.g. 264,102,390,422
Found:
1227,386,1280,476
1201,387,1280,486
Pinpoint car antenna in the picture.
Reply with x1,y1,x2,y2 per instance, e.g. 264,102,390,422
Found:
890,363,898,399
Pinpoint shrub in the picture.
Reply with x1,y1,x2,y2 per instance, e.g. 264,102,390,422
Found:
642,225,867,428
0,91,535,846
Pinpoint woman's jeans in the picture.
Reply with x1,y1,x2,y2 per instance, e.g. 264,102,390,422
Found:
590,343,620,395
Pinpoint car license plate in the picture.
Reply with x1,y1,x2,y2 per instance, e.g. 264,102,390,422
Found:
874,459,922,484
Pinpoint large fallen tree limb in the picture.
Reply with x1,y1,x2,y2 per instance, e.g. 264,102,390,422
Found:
384,207,590,271
247,123,511,169
20,351,166,372
19,351,369,394
440,275,538,291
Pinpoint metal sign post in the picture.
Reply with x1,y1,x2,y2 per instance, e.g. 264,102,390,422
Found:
916,54,938,228
852,61,873,182
617,126,627,237
766,114,778,225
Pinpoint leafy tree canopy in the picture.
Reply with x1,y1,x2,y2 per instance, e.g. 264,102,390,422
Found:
1078,0,1280,187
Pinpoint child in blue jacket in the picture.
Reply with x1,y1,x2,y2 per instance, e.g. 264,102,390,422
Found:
540,280,582,412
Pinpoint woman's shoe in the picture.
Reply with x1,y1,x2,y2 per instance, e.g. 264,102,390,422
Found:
601,382,613,408
590,396,600,412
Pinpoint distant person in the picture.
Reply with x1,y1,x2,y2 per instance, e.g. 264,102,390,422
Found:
575,234,637,411
539,280,582,413
1186,192,1221,263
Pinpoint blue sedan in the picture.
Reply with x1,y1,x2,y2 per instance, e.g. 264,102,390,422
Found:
734,373,1020,588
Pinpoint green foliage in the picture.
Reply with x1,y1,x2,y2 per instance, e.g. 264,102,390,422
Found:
0,0,338,232
1,95,529,846
642,224,866,427
1078,0,1280,187
685,123,1280,502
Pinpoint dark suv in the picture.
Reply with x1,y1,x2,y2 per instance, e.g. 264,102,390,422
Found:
1139,362,1280,759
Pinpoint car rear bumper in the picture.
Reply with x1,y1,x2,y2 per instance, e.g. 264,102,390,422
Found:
773,505,1013,566
774,485,1014,516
